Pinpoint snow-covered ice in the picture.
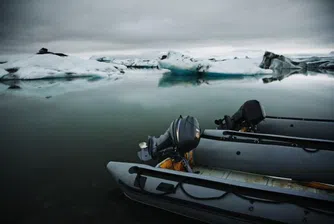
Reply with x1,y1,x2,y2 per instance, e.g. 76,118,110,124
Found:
158,51,272,76
1,49,333,90
90,56,159,69
207,58,272,75
0,54,126,80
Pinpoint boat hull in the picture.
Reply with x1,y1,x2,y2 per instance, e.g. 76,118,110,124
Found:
197,130,334,184
107,161,334,224
257,117,334,141
120,180,255,224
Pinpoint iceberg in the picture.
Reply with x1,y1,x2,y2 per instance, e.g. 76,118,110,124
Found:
158,51,272,76
0,53,126,80
260,51,334,72
259,51,307,70
158,51,210,75
90,56,159,69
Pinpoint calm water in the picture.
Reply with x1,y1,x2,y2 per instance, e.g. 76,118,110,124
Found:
1,70,334,223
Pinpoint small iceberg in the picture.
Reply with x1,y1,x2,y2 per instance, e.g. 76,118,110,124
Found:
158,51,272,76
90,56,159,69
260,51,334,72
0,50,126,80
259,51,307,70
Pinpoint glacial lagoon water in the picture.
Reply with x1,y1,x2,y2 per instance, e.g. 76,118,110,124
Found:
1,70,334,223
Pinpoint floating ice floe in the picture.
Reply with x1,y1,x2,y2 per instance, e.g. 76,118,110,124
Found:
90,56,159,69
0,53,126,80
158,51,272,76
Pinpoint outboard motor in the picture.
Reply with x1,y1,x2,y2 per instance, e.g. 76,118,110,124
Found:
138,116,201,164
215,100,334,140
215,100,266,131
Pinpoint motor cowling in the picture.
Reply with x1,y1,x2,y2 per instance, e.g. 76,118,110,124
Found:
215,100,266,131
147,116,201,159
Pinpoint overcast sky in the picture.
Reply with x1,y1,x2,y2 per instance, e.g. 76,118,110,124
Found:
1,0,333,55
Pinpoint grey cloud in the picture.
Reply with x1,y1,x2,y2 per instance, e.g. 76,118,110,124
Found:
0,0,333,54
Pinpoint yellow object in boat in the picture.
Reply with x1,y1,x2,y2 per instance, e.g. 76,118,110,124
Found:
159,151,193,172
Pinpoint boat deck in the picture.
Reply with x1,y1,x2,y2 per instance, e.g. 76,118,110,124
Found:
193,166,334,196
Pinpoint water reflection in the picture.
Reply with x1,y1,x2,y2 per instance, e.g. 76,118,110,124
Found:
158,68,334,87
0,76,121,97
1,75,119,87
262,68,334,84
158,72,265,87
262,69,303,84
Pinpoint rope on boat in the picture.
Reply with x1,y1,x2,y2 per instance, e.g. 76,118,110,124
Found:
134,172,334,217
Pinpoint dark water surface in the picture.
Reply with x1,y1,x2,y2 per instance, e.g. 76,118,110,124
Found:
1,71,334,223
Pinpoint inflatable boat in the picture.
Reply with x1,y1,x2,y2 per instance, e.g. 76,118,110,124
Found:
213,100,334,141
106,100,334,223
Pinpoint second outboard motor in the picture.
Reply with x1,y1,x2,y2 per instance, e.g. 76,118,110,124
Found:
216,100,334,140
138,116,201,161
215,100,266,131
